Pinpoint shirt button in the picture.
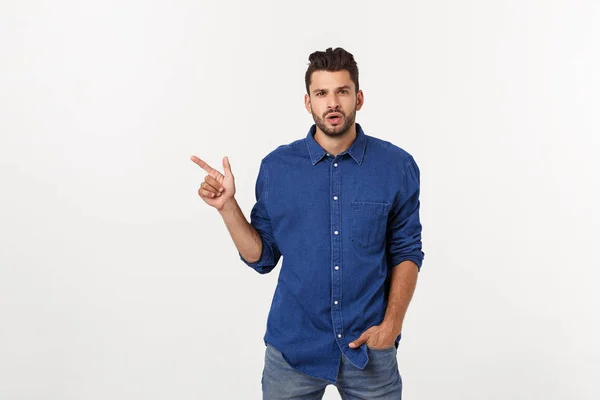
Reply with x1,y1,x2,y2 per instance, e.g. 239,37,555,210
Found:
334,231,339,235
333,196,338,200
334,266,339,270
334,163,338,167
334,300,338,305
338,334,342,338
326,153,330,156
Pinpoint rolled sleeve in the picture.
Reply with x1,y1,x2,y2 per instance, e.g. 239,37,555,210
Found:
239,160,282,274
386,155,425,271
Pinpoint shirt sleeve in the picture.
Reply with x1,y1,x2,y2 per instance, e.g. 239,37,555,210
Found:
386,155,425,271
239,160,282,274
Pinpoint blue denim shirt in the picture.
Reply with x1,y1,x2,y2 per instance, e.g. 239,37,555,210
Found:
240,123,424,383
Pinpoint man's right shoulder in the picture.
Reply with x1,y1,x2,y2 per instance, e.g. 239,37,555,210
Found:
261,137,306,164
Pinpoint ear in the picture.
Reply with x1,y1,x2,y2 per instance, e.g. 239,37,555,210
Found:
356,90,364,111
304,93,312,114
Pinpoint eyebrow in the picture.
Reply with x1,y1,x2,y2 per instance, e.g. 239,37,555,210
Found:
312,85,353,94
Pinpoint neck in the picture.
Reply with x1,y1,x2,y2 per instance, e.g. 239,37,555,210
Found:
314,123,357,156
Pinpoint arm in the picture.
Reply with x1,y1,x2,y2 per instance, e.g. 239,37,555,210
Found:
380,260,419,337
218,198,263,263
190,155,281,273
381,155,424,335
235,160,282,273
349,155,424,349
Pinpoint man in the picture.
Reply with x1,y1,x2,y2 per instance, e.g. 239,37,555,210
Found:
191,47,424,399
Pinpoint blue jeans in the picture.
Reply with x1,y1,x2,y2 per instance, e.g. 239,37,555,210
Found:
262,343,402,399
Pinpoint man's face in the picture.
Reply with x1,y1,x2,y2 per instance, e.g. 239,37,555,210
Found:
305,70,364,138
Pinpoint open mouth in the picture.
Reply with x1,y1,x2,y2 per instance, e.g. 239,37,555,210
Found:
326,113,342,124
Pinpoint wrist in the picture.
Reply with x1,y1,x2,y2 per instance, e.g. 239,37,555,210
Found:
218,197,238,214
381,318,402,337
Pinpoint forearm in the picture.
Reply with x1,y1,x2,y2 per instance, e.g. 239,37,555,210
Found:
382,260,419,336
218,197,262,263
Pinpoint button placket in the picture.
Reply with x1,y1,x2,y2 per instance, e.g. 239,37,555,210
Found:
331,158,344,344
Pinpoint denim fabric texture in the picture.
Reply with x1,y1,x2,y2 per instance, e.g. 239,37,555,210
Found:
240,123,424,383
262,343,402,399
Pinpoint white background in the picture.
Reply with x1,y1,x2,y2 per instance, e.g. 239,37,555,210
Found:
1,1,599,399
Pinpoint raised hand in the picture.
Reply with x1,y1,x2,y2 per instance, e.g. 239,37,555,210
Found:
190,155,236,210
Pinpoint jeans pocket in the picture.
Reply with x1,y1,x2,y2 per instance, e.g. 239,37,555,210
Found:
351,201,390,248
367,344,396,353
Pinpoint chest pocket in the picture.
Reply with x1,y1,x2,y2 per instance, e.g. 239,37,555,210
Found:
350,201,391,249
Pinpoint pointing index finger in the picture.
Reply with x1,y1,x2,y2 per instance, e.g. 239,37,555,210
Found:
190,155,214,174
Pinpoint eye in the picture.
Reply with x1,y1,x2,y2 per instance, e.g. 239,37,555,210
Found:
339,89,348,94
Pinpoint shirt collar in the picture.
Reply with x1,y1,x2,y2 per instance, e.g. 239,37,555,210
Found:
305,123,367,166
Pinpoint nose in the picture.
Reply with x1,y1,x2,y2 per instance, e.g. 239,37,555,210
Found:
326,93,340,110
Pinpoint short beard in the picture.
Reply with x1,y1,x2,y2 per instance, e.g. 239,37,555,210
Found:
312,107,357,138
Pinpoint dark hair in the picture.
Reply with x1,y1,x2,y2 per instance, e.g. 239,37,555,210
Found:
305,47,359,94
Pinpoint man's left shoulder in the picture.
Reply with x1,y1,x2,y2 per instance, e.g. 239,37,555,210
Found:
366,134,416,165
